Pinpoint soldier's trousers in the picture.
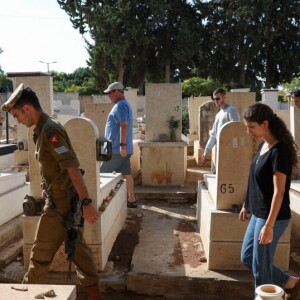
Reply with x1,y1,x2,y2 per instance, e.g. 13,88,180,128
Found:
23,191,99,287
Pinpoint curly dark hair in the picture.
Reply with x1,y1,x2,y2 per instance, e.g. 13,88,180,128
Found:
244,103,298,168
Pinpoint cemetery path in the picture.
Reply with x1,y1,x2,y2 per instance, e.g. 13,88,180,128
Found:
1,199,300,299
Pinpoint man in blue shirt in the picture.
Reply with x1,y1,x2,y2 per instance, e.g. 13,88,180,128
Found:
101,82,137,208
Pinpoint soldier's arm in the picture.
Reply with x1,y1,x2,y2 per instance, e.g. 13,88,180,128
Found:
67,166,99,224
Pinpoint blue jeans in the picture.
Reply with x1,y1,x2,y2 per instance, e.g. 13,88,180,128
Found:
241,215,290,290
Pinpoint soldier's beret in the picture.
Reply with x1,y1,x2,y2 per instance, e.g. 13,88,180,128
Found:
291,88,300,97
1,83,24,111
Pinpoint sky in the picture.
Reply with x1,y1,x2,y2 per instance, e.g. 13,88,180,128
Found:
0,0,90,74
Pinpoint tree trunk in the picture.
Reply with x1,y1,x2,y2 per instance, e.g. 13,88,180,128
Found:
239,65,246,87
117,60,124,83
165,60,170,83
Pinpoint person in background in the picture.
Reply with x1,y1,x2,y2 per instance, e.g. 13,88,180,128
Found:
101,82,137,208
0,83,102,300
0,114,4,140
239,103,299,299
291,88,300,109
201,87,240,172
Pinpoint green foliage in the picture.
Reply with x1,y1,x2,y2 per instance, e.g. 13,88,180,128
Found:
57,0,200,87
57,0,300,90
52,67,98,95
182,77,221,97
168,116,180,130
194,0,300,88
279,73,300,101
0,48,13,92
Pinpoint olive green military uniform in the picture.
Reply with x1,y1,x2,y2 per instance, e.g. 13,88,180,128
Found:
23,113,99,286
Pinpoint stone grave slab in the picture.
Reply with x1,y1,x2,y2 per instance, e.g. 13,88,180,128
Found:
198,181,290,270
0,283,76,300
139,142,187,186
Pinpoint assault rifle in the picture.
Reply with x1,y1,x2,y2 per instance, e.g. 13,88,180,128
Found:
64,169,85,279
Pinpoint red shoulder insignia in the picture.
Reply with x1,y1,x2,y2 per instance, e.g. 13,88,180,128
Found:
48,134,60,145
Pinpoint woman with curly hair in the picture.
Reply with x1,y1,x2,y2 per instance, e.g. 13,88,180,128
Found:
239,103,299,299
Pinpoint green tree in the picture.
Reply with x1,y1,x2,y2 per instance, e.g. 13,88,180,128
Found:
57,0,199,88
193,0,300,88
182,77,222,97
280,73,300,101
0,48,12,92
254,0,300,87
52,67,97,94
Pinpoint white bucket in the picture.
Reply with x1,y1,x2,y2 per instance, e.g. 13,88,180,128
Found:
255,284,284,300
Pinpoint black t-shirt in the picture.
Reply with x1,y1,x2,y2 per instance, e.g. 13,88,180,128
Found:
245,141,291,220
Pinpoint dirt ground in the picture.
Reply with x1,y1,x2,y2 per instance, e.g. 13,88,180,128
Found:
76,201,168,299
2,199,299,299
77,199,201,299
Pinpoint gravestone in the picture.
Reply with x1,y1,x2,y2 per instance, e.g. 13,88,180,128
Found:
65,118,100,205
198,102,219,149
139,83,187,186
261,89,279,111
124,88,139,127
84,103,114,137
202,121,256,209
189,96,211,136
214,121,254,209
226,91,256,118
145,83,182,142
194,101,218,167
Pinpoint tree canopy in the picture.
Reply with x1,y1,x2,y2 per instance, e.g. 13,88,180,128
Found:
57,0,300,90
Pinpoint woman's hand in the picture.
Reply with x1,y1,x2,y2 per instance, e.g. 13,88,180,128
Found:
239,206,249,221
259,225,274,244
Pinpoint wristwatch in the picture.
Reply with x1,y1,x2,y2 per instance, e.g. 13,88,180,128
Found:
120,143,126,147
81,198,92,206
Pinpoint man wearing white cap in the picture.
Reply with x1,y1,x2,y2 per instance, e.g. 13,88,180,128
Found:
101,82,137,208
